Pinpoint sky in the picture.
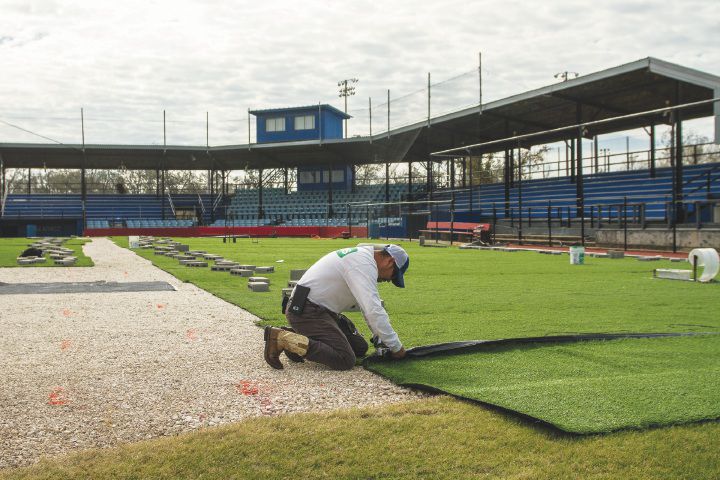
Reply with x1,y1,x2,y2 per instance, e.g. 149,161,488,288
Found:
0,0,718,148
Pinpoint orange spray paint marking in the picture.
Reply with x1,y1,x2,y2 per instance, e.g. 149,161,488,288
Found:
48,387,68,406
60,340,72,351
186,329,198,341
198,413,207,422
62,309,73,317
235,380,259,396
157,304,165,310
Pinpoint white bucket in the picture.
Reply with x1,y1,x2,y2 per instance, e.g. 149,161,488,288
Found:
128,235,140,249
569,246,585,265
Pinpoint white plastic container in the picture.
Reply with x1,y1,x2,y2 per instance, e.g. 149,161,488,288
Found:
569,245,585,265
128,235,140,249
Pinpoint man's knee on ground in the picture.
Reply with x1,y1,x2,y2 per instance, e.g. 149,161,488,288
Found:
332,351,357,371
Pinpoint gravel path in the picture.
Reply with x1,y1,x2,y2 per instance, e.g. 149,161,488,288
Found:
0,238,424,469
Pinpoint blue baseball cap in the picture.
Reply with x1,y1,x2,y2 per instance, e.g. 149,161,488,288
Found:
384,244,409,288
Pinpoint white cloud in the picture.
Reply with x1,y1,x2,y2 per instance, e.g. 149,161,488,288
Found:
0,0,718,145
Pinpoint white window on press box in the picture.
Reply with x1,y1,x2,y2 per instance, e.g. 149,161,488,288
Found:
266,117,286,132
294,115,315,130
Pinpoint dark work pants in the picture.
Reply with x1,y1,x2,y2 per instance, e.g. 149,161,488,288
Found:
286,300,356,371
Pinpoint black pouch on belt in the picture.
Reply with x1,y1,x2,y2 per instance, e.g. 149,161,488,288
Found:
335,314,369,357
289,284,310,315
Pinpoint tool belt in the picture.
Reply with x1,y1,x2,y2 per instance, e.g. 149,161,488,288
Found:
283,286,369,357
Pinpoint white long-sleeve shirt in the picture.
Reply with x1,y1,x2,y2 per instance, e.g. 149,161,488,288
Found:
295,246,402,352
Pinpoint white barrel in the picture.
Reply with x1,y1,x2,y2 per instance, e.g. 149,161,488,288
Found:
569,246,585,265
128,235,140,249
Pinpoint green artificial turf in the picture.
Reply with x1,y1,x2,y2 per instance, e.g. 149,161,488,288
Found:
366,335,720,433
117,236,720,433
0,238,94,267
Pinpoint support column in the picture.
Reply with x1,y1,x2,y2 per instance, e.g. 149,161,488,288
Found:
569,138,575,182
674,109,684,222
407,161,412,200
450,158,455,191
258,168,264,220
156,168,160,198
27,168,31,194
161,164,166,220
328,164,334,218
284,168,289,195
504,149,510,217
426,160,432,200
385,163,390,203
576,104,585,246
209,161,215,223
469,154,474,213
650,122,656,178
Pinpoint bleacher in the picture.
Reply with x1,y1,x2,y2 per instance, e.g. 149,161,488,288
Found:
437,163,720,222
2,193,197,229
210,184,418,227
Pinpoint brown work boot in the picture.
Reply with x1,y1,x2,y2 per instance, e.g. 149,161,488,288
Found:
264,326,309,369
281,327,305,363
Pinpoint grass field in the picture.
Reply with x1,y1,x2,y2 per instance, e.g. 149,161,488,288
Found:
0,238,93,267
112,237,720,433
3,236,719,478
3,397,719,480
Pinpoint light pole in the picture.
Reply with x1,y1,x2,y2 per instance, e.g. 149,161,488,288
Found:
338,78,358,138
554,71,579,82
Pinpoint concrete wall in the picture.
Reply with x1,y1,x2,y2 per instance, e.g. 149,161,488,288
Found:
596,227,720,250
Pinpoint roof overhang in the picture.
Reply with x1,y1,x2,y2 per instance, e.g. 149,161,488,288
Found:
1,57,717,170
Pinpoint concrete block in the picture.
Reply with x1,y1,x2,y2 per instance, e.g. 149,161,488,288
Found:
290,269,306,281
419,236,426,246
32,257,48,264
255,266,274,273
202,254,223,260
176,244,189,252
180,259,200,265
637,256,661,261
54,257,77,266
230,269,254,277
237,265,256,271
49,253,66,260
608,250,625,259
654,268,692,281
175,255,195,261
211,264,237,271
281,287,293,297
16,258,37,265
189,251,207,255
249,276,269,283
215,261,239,267
248,282,269,292
288,280,298,287
186,261,208,267
670,258,685,263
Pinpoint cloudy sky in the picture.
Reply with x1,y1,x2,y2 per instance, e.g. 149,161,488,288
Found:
1,0,718,148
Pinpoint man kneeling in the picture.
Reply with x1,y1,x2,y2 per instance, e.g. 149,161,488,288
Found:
264,244,409,370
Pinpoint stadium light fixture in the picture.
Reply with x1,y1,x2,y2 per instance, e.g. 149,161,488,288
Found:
338,78,358,138
554,71,579,82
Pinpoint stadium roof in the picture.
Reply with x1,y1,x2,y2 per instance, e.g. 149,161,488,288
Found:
1,57,718,171
249,104,351,119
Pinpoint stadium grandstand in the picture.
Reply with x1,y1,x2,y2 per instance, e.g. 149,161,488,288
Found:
1,57,718,250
